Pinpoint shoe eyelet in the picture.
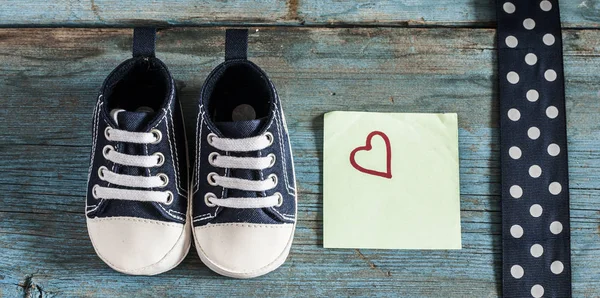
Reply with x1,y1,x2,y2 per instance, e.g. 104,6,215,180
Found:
158,173,169,187
92,184,100,199
164,191,174,205
207,172,219,186
102,145,114,159
207,133,217,146
208,152,219,166
204,192,217,207
150,129,162,144
98,166,108,180
264,132,274,146
267,153,276,168
268,173,278,187
104,127,112,140
275,192,283,207
153,152,165,167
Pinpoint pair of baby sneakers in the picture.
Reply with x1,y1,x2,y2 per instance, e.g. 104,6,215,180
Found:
85,28,297,278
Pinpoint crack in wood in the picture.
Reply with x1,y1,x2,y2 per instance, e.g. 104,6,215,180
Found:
286,0,301,22
355,249,391,277
90,0,104,22
16,274,54,298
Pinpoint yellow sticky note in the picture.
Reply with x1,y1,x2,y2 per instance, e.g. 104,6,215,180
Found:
323,111,461,249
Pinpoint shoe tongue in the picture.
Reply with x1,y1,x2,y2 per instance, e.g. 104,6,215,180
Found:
215,117,268,138
109,107,156,177
214,117,269,209
111,107,156,131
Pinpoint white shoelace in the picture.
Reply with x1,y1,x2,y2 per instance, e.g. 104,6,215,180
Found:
205,132,282,209
92,125,173,205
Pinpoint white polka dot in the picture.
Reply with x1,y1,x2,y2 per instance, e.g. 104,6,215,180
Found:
530,204,543,217
544,34,556,46
528,127,540,140
531,244,544,257
507,71,520,84
550,221,563,234
509,146,522,159
525,53,538,65
529,165,542,178
541,0,553,11
531,284,544,298
523,18,536,30
545,69,558,81
504,2,516,13
508,108,521,121
526,89,539,102
549,182,562,195
506,36,519,48
510,224,524,238
551,261,564,274
546,106,559,119
548,143,560,156
511,265,524,279
510,185,523,198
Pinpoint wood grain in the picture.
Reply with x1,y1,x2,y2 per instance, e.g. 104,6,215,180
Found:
0,28,599,297
0,1,599,28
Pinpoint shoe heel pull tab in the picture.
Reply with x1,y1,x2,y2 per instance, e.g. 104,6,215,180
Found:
132,27,157,58
225,29,248,60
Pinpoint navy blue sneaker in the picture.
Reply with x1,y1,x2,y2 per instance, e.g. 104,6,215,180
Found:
191,29,297,278
86,28,190,275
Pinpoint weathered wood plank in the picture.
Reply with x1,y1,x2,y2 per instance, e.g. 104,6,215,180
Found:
0,1,599,28
300,0,600,28
0,28,599,297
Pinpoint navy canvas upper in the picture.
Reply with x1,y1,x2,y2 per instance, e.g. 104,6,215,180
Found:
192,59,297,227
86,57,188,224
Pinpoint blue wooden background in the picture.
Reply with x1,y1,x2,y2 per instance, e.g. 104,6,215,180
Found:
0,1,599,298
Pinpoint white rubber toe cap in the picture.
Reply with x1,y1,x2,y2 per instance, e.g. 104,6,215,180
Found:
87,217,190,275
194,223,295,278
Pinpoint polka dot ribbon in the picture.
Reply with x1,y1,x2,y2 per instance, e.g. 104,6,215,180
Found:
497,1,571,297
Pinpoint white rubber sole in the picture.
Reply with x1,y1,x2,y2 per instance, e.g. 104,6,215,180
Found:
88,217,191,276
192,221,296,279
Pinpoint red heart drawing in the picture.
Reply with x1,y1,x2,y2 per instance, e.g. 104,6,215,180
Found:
349,131,392,179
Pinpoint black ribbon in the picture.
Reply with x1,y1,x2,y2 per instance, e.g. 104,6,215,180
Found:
496,1,572,297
